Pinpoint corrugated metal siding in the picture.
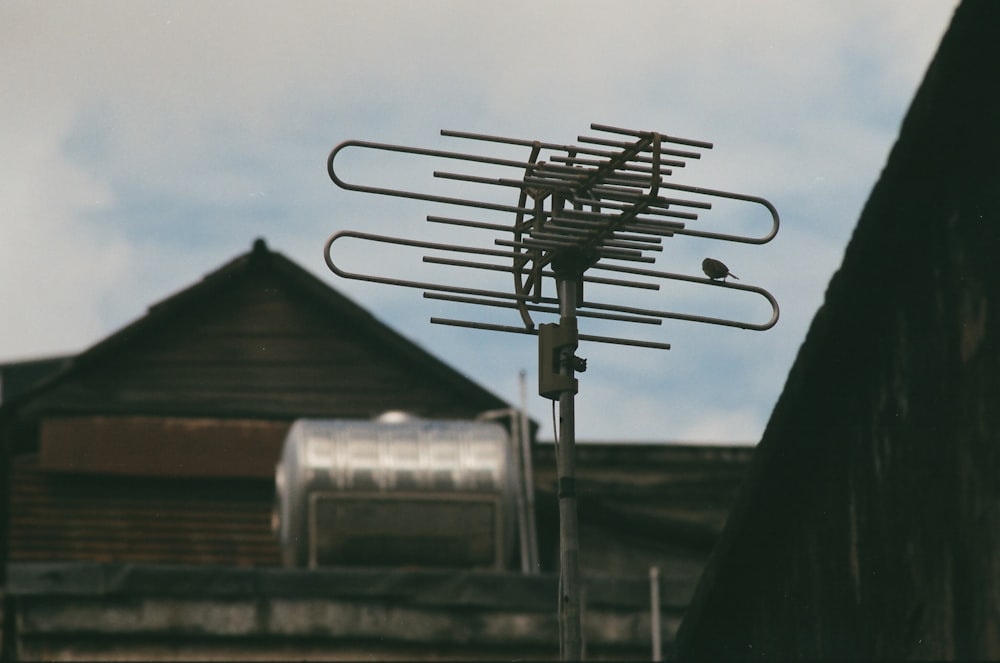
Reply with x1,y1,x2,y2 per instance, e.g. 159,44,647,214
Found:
9,455,279,566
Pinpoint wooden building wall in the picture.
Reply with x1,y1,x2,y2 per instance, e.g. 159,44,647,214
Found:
2,239,754,658
29,259,494,421
3,241,510,569
9,437,752,570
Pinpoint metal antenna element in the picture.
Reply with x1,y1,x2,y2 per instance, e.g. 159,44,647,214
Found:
323,123,780,660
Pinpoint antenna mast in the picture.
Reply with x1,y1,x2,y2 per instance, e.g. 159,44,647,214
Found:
324,123,779,659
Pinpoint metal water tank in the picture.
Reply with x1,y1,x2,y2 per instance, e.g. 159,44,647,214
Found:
274,417,517,569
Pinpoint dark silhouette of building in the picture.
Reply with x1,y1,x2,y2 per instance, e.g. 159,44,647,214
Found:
674,1,1000,659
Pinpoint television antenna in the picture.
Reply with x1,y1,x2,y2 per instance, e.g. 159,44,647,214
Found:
324,123,779,659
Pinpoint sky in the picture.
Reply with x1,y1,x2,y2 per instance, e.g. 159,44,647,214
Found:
1,1,960,443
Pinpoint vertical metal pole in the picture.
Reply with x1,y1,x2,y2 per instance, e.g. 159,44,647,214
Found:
556,275,582,660
650,566,662,661
519,370,540,573
510,403,532,575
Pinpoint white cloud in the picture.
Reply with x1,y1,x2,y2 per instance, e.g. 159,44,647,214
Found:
673,406,764,445
0,104,132,356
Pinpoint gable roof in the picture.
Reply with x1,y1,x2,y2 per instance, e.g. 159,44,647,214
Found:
3,238,511,432
0,356,72,404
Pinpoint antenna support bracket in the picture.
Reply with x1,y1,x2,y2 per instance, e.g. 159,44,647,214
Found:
538,321,585,399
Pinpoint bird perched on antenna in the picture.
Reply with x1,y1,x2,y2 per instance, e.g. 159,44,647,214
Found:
702,258,739,281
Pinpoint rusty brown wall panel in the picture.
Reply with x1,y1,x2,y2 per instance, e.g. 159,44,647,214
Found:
9,456,280,566
39,416,288,478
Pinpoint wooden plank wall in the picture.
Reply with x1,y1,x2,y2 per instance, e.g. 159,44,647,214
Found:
37,270,491,419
